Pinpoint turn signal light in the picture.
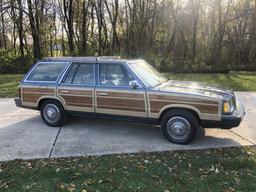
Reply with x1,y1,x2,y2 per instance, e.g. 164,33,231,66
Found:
223,102,230,113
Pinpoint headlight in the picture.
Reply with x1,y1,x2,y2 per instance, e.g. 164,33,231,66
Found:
223,98,235,114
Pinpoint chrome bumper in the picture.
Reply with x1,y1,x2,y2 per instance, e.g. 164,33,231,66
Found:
220,99,245,129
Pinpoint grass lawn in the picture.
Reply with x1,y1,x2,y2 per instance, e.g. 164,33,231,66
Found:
0,72,256,98
0,147,256,191
168,72,256,92
0,74,23,98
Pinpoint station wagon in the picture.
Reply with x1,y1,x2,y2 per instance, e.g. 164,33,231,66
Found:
15,57,245,144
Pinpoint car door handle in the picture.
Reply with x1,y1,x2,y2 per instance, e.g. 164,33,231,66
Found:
98,92,108,96
60,90,69,94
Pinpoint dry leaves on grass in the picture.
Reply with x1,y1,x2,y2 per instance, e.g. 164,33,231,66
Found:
59,183,76,192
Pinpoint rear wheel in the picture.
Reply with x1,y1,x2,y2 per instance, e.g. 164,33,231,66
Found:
40,100,66,127
161,109,199,144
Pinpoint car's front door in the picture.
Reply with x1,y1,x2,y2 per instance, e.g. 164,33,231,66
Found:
57,62,95,113
95,63,147,118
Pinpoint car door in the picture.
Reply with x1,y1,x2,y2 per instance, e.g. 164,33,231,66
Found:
57,62,95,113
95,63,147,118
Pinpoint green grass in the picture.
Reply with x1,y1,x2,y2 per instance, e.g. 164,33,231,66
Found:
168,72,256,91
0,74,23,98
0,72,256,98
1,147,256,191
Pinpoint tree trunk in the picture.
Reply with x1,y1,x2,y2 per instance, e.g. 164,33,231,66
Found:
192,0,199,64
105,0,120,53
63,0,75,55
17,0,24,57
27,0,42,59
80,0,90,55
94,0,103,55
0,0,7,50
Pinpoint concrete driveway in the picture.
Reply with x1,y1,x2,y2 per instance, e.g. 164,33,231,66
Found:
0,92,255,161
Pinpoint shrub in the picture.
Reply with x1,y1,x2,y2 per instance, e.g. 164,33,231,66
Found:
0,50,34,74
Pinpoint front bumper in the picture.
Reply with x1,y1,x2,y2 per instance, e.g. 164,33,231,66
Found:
202,100,245,129
220,101,245,129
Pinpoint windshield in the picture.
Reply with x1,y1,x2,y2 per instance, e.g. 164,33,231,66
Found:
128,60,168,87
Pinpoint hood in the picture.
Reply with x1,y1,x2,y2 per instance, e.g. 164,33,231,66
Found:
155,80,234,100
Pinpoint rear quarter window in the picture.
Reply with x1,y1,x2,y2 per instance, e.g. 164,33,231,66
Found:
26,62,67,82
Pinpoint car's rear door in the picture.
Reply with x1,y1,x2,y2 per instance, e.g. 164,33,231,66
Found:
95,63,147,118
57,62,95,114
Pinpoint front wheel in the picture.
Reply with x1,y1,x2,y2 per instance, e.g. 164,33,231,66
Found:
161,109,199,144
40,100,65,127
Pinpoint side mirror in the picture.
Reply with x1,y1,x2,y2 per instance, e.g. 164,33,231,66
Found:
130,80,140,89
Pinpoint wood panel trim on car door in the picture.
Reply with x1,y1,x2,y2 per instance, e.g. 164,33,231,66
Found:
57,86,95,112
95,89,147,117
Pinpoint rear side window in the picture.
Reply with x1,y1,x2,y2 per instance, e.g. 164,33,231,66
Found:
63,63,94,85
27,62,67,82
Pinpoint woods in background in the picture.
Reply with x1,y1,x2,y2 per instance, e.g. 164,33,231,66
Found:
0,0,256,73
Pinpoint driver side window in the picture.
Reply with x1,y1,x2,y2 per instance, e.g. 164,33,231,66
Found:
99,64,134,86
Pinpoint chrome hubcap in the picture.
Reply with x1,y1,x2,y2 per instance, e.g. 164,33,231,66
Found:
43,104,60,123
167,117,191,140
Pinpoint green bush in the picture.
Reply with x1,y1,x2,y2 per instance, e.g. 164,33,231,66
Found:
0,50,34,74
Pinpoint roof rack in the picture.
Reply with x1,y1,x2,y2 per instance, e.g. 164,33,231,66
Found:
42,56,121,62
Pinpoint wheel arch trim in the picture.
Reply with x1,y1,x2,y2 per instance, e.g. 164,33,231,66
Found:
150,104,221,121
36,96,66,110
157,104,201,118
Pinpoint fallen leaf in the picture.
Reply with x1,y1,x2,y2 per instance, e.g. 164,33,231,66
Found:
70,183,75,188
167,167,173,173
144,160,149,164
199,168,204,172
210,165,215,171
234,177,240,184
27,162,32,168
155,159,161,163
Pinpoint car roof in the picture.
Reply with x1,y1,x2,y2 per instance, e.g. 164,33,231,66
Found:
41,56,143,64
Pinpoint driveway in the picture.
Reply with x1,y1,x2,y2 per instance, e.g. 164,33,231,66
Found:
0,92,255,161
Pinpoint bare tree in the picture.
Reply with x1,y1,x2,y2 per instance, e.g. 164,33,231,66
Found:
61,0,75,55
0,0,7,49
191,0,200,64
17,0,24,56
27,0,42,59
104,0,120,53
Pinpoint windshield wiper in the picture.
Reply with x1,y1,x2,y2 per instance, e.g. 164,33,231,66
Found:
152,78,170,88
152,82,162,88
